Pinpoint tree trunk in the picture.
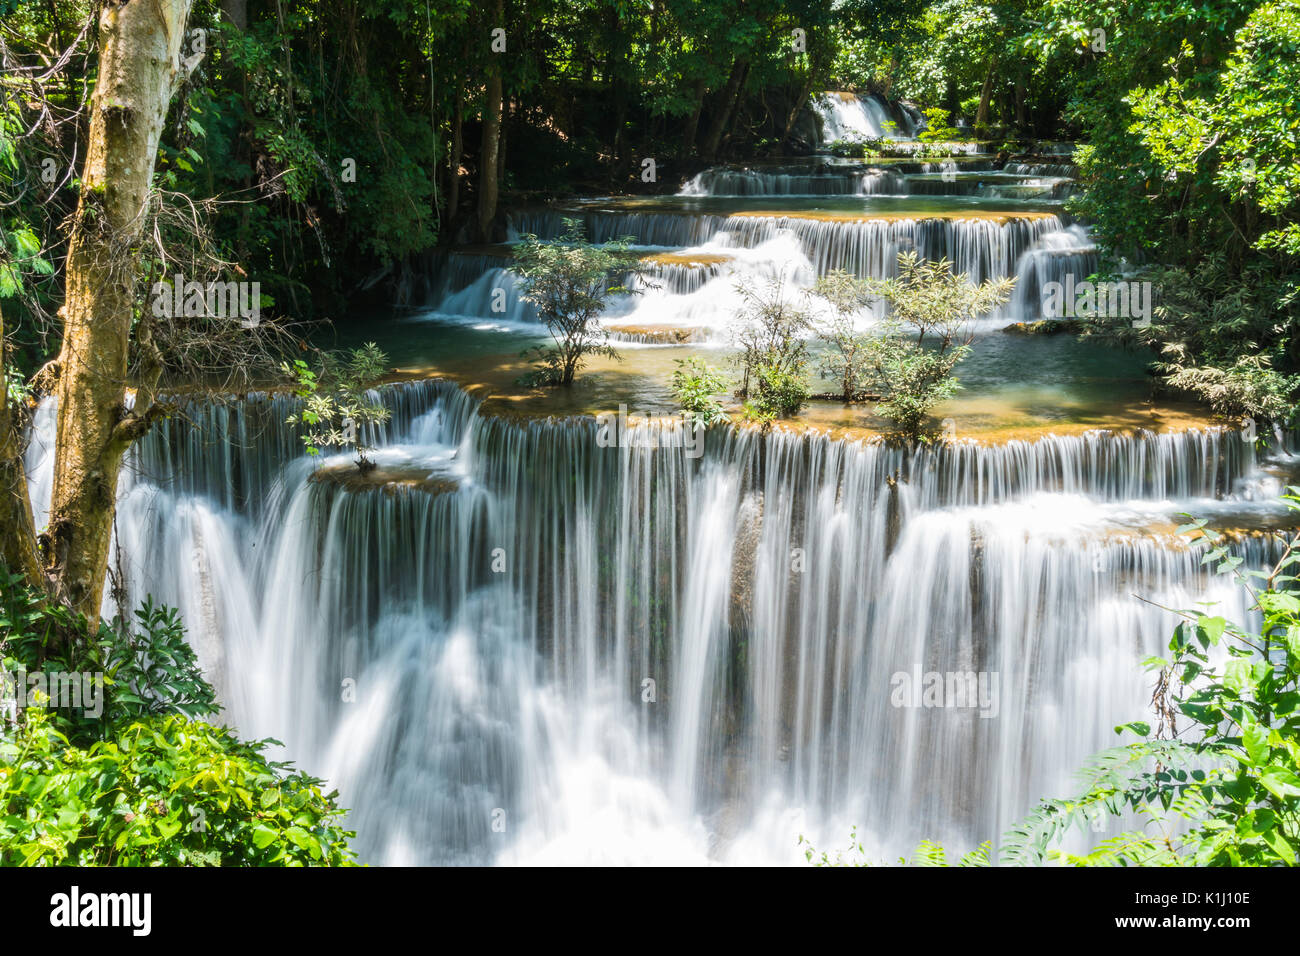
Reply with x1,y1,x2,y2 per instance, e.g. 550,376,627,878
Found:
447,85,463,226
883,53,900,98
680,78,706,158
220,0,246,30
782,76,815,144
497,96,508,189
975,53,998,131
47,0,194,621
0,301,42,588
476,0,505,242
701,59,748,160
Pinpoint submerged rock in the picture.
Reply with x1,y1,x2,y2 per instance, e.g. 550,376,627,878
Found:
309,461,460,496
1001,318,1084,335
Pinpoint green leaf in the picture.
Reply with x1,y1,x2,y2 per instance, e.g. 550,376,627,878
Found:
251,824,278,849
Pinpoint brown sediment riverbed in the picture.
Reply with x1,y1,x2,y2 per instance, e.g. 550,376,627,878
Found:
383,356,1222,448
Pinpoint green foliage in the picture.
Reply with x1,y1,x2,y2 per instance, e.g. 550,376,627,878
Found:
857,252,1014,440
729,277,813,418
512,219,639,387
1038,0,1300,383
1083,259,1300,421
0,572,356,866
669,357,730,425
798,826,992,866
108,599,220,722
752,361,811,418
0,96,54,334
1,709,355,866
283,343,392,467
866,334,970,437
827,135,892,158
0,574,211,731
812,268,879,402
1161,354,1299,423
917,106,962,142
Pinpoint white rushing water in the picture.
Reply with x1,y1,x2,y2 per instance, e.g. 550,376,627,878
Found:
814,92,918,142
25,382,1292,865
488,208,1091,332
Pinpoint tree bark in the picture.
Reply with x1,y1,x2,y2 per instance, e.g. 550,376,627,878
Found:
497,96,508,189
975,53,998,131
883,53,899,98
47,0,194,621
782,76,816,144
447,84,463,227
476,0,505,242
701,59,749,160
220,0,246,31
0,301,42,588
680,78,706,158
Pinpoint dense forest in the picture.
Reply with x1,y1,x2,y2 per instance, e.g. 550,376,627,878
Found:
0,0,1298,879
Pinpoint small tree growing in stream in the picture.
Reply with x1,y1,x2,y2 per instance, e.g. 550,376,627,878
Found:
729,277,813,419
512,218,642,386
282,343,392,471
670,357,730,425
811,269,878,403
855,252,1014,441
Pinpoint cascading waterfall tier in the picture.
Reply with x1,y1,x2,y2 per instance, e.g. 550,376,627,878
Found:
812,92,920,142
27,380,1292,864
510,209,1064,284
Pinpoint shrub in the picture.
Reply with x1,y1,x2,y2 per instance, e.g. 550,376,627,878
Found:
0,571,356,866
857,252,1014,441
1,710,355,866
811,269,879,402
282,343,392,470
1081,259,1300,423
752,361,811,418
669,357,730,425
917,106,962,143
728,277,813,418
511,218,642,386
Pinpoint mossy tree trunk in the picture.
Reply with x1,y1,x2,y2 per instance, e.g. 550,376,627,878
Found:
46,0,194,622
701,58,749,160
0,300,42,588
975,53,998,131
476,0,505,242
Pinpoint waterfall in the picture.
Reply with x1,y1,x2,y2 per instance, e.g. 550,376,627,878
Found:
421,147,1082,336
813,92,916,142
25,381,1292,864
1008,224,1098,320
510,209,1063,283
470,210,1064,332
1003,162,1077,178
677,166,1066,199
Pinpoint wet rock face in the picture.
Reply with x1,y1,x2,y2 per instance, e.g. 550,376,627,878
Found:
309,461,461,496
1001,318,1084,335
